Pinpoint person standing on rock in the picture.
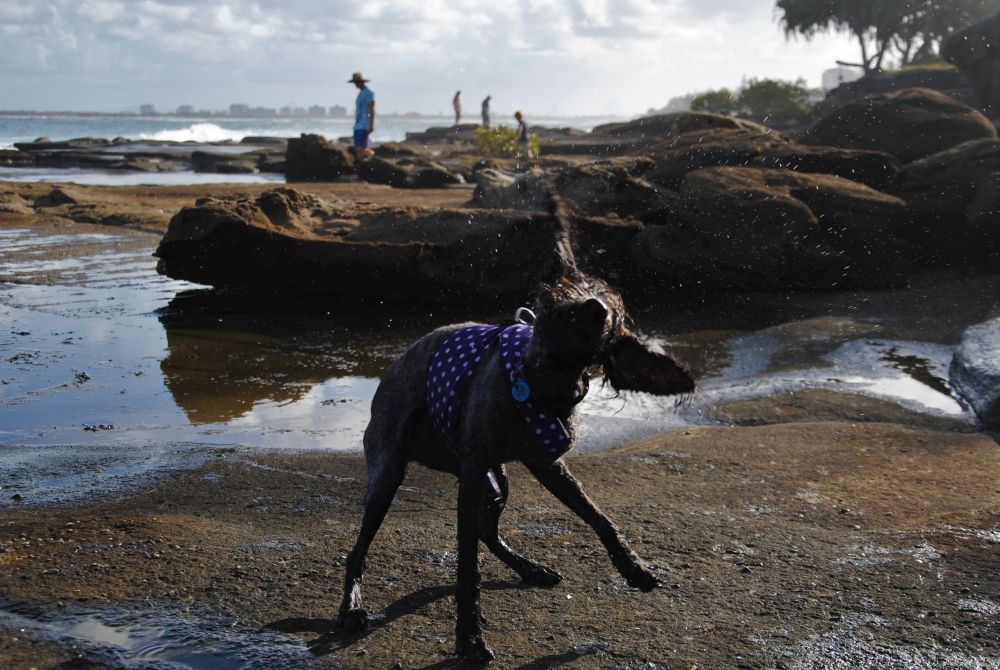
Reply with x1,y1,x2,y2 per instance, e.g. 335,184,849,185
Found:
481,95,491,128
453,91,462,127
514,110,533,160
349,72,375,160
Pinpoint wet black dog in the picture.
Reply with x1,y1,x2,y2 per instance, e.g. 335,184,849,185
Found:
336,195,694,662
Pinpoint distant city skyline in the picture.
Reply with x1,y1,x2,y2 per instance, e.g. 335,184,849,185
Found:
1,1,862,117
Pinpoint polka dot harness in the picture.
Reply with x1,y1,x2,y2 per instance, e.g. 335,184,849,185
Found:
427,323,573,459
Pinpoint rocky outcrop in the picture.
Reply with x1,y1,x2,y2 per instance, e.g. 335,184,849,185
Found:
191,151,259,174
592,112,770,141
34,188,79,208
631,167,911,291
817,67,974,114
942,10,1000,113
473,164,671,220
354,156,464,189
154,187,636,305
472,169,548,211
641,128,901,190
950,317,1000,430
894,139,1000,259
285,133,354,181
801,88,997,163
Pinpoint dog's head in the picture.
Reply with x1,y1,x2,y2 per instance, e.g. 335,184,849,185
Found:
527,191,694,398
530,273,693,397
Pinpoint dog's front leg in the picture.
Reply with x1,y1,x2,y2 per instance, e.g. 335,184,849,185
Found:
526,459,660,591
455,453,496,663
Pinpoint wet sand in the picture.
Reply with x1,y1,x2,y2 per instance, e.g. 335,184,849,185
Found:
1,180,999,668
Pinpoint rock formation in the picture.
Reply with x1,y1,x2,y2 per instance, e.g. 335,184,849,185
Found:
942,10,1000,113
950,317,1000,430
801,88,997,163
285,133,355,181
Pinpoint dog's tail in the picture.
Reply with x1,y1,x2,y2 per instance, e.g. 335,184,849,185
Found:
540,178,582,284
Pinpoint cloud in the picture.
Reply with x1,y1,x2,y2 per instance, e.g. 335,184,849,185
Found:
0,0,860,114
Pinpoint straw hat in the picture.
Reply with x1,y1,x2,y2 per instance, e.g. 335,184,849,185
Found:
347,72,370,84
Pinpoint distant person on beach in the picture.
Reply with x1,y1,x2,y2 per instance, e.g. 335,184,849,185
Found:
481,95,491,127
453,91,462,126
348,72,375,160
514,110,533,159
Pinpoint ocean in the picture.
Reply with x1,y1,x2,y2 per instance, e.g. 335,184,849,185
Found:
0,113,618,149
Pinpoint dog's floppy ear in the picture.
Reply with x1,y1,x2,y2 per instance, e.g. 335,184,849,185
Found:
604,333,694,396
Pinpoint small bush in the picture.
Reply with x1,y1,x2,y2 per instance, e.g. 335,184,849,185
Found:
474,125,540,157
737,77,813,124
691,88,737,115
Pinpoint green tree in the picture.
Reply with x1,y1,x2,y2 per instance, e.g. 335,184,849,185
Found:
775,0,1000,74
737,78,813,124
691,88,737,115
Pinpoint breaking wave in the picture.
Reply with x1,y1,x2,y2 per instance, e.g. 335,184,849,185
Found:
138,122,247,143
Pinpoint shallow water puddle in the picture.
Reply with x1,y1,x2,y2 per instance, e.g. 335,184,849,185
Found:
1,224,996,501
0,600,315,669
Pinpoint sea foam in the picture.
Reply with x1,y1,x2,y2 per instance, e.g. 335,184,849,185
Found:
138,122,247,143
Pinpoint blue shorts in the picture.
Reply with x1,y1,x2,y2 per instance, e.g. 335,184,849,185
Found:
353,128,370,148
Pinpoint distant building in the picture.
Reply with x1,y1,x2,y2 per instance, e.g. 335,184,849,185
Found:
328,105,348,117
251,106,277,117
308,105,326,116
279,105,294,116
230,103,251,116
176,105,195,115
139,104,157,115
822,66,863,92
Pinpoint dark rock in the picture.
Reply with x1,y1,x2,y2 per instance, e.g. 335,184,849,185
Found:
191,151,259,173
472,169,547,210
631,167,911,291
592,112,771,142
817,67,975,114
155,187,631,305
285,133,355,181
942,10,1000,113
894,139,1000,261
801,88,997,163
403,124,481,144
553,163,673,220
240,136,288,147
34,188,79,208
0,150,34,168
354,156,463,189
642,128,900,190
373,142,430,159
14,137,112,151
950,317,1000,430
473,164,671,220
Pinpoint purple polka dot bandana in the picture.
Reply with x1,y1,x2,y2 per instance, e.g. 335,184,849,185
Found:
499,324,572,458
427,324,572,459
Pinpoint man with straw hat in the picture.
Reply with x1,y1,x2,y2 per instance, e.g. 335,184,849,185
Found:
348,72,375,159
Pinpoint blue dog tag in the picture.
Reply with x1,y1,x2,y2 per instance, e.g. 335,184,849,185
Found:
512,379,530,402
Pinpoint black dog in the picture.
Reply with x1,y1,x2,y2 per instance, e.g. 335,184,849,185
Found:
336,195,694,662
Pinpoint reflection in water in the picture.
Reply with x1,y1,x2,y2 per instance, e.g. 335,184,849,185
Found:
158,289,502,426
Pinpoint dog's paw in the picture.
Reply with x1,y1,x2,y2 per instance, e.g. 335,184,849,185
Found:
522,565,563,588
456,633,496,664
625,563,661,592
336,607,369,630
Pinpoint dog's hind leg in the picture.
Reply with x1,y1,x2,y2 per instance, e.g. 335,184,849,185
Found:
455,452,496,663
336,434,407,630
526,459,661,591
479,465,562,587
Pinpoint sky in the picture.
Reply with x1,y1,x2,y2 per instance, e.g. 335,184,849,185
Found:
0,0,862,117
